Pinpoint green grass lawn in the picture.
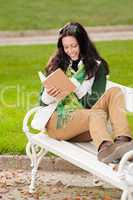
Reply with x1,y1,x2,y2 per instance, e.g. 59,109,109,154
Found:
0,40,133,154
0,0,133,31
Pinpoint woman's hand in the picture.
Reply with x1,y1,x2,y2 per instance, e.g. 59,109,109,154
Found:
45,86,63,99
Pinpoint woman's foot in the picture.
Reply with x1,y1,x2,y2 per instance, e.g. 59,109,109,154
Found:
98,137,133,164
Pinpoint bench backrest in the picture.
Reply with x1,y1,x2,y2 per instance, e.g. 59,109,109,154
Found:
106,80,133,112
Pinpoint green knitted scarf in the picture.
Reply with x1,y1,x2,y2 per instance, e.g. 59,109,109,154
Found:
56,61,86,128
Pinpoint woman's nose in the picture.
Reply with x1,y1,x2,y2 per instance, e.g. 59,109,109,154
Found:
67,48,72,54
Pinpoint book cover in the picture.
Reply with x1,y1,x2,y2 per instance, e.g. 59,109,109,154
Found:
38,68,76,100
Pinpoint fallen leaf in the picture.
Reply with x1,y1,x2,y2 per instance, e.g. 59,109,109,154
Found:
103,195,112,200
33,193,40,200
0,188,9,194
75,195,82,200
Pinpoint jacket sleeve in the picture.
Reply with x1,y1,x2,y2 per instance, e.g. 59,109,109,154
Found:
79,63,107,108
42,89,58,104
39,87,58,106
71,76,95,99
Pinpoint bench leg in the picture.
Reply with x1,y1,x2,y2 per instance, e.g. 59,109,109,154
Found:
128,192,133,200
26,142,48,193
121,190,133,200
121,190,128,200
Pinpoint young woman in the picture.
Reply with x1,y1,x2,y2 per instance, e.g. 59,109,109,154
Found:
40,22,133,164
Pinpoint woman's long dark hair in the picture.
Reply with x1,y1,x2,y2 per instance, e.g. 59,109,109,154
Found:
46,22,109,79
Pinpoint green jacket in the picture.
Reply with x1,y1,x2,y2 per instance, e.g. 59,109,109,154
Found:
80,63,106,108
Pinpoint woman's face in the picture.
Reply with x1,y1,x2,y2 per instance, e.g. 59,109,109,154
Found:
62,36,80,61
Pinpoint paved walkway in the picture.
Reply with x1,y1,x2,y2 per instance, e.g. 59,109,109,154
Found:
0,169,121,200
0,155,122,199
0,25,133,45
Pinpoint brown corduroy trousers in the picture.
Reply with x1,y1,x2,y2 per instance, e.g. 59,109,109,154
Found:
46,87,131,149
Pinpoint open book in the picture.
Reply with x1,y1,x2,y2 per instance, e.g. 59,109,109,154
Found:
38,68,76,100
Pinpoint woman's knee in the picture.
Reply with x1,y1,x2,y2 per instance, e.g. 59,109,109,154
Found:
89,109,107,120
107,87,123,97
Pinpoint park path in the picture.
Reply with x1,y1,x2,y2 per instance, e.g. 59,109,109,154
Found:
0,169,121,199
0,25,133,45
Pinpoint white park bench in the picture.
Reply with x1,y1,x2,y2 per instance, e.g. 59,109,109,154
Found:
23,80,133,200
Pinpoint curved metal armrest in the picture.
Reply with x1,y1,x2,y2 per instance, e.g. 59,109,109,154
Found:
23,106,42,139
118,150,133,186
